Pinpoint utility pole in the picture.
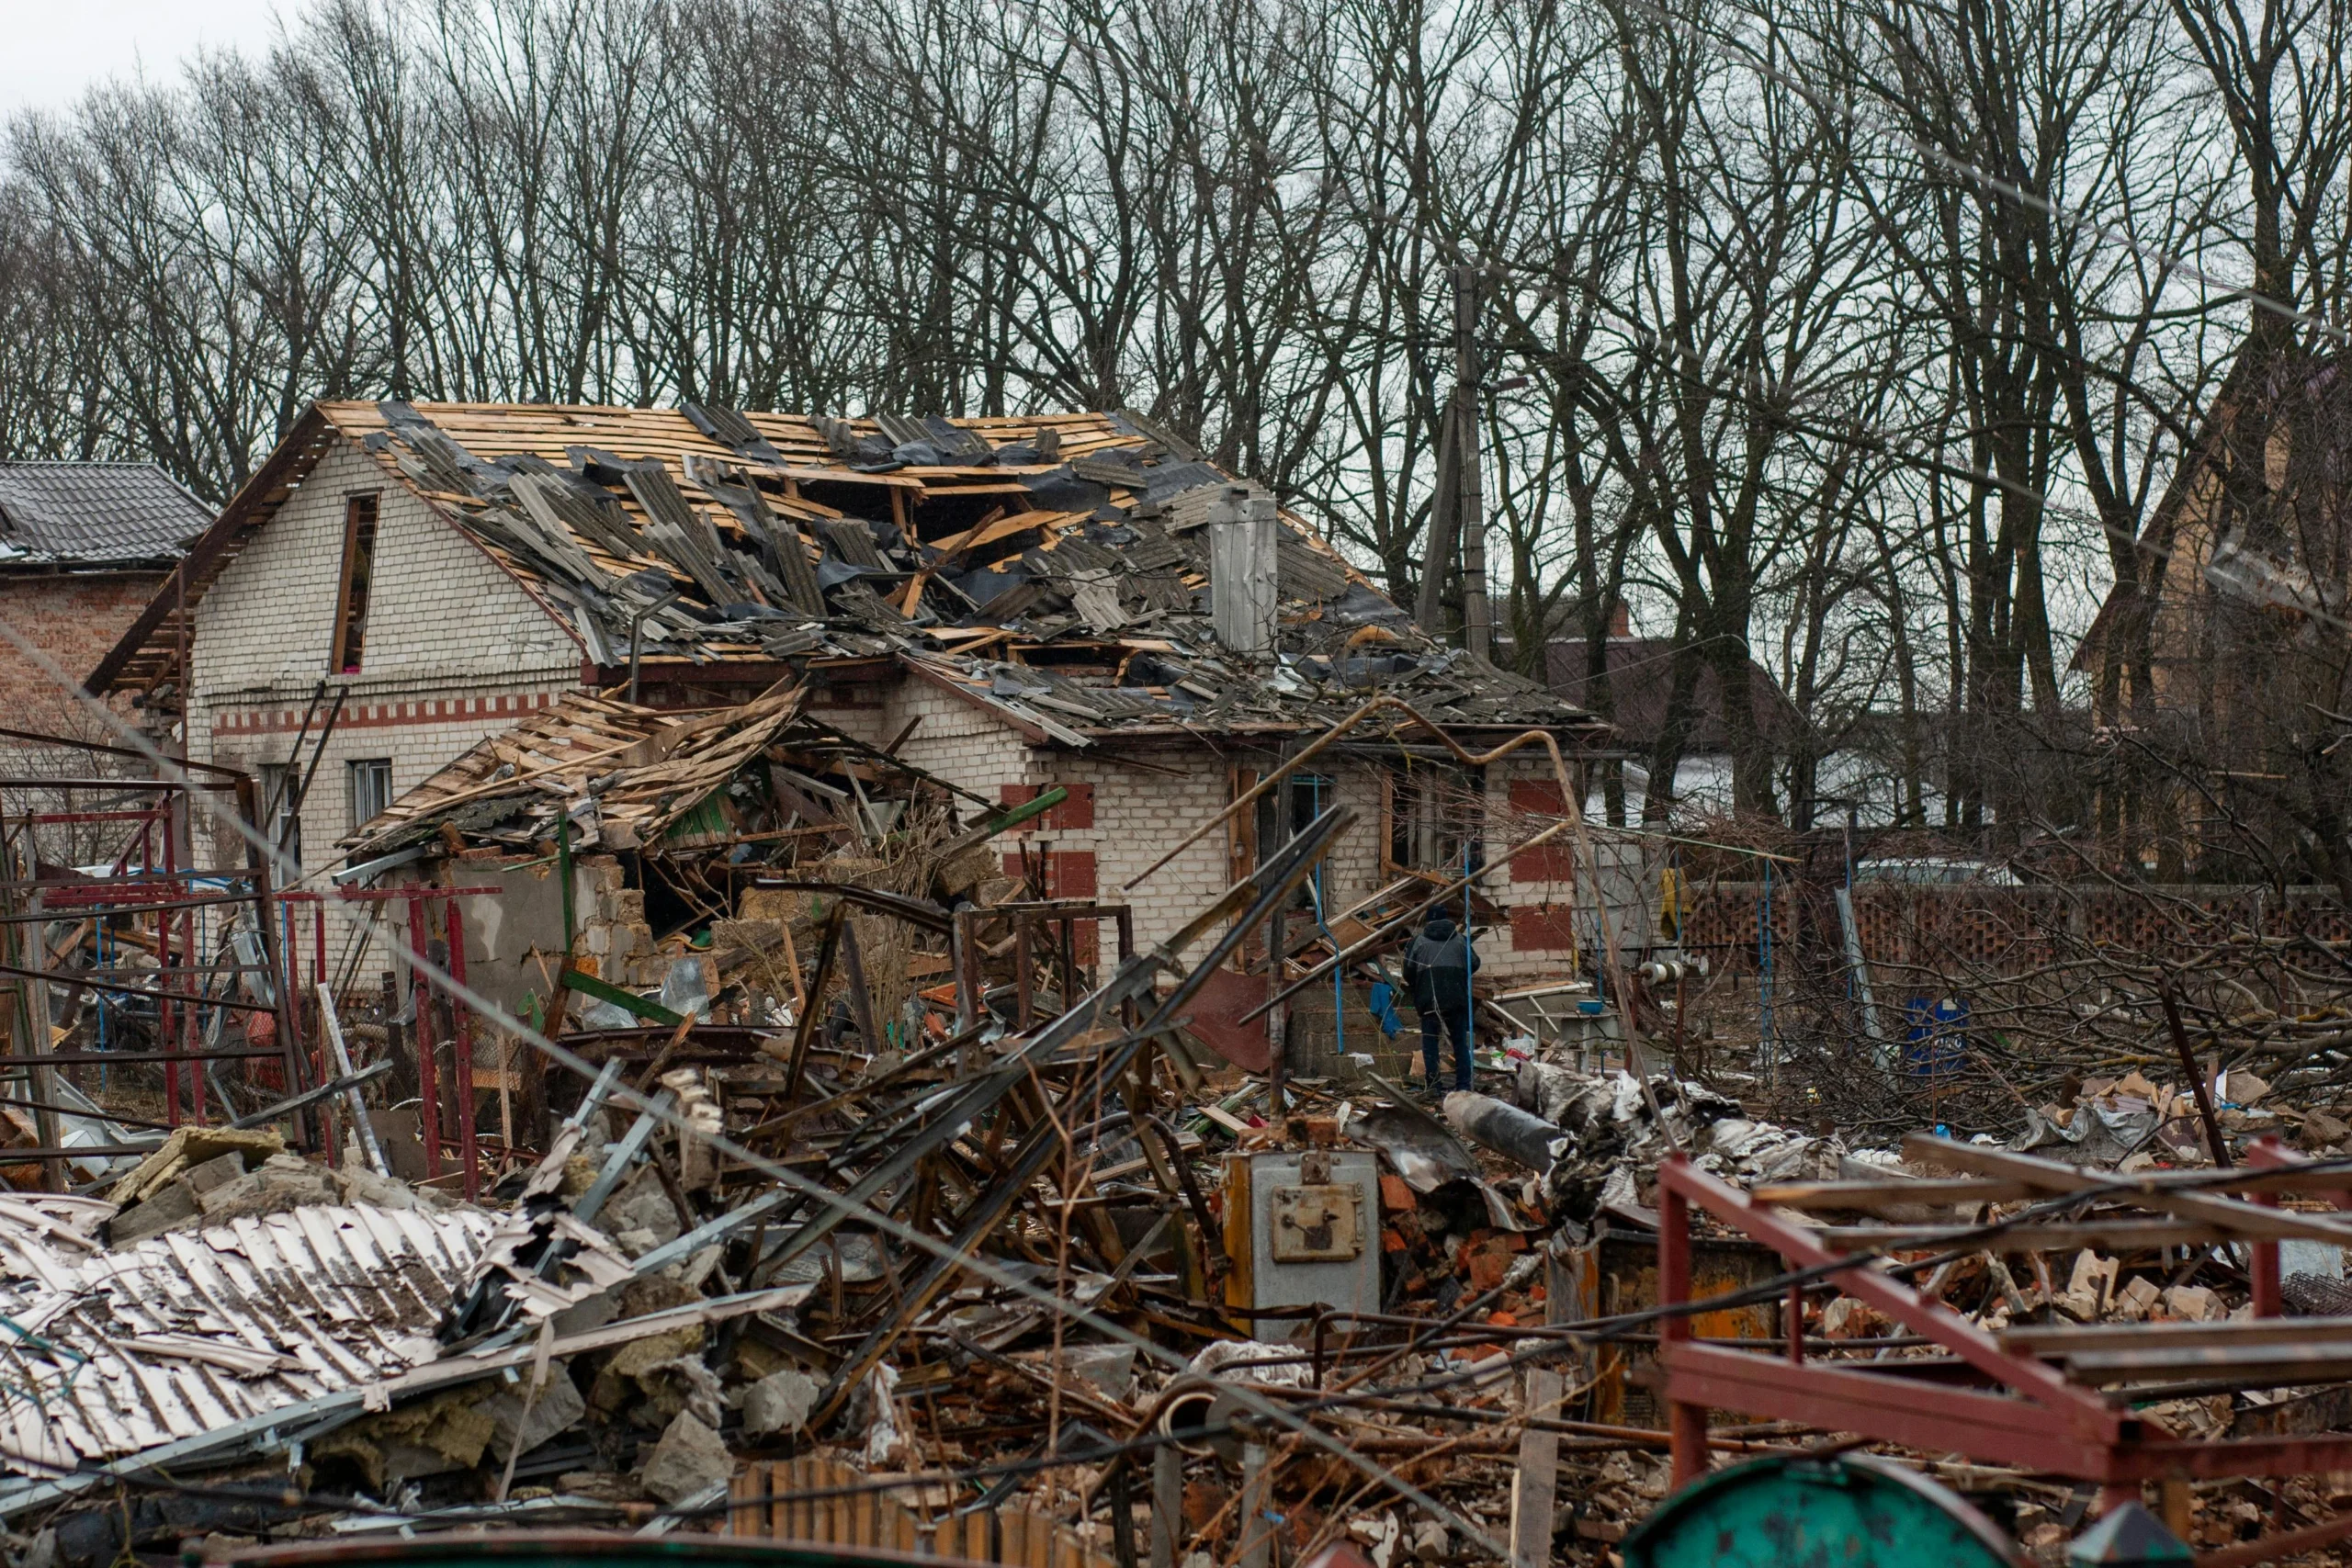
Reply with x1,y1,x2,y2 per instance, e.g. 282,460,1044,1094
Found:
1414,263,1491,660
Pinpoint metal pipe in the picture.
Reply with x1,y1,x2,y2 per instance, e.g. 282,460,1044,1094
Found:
628,590,683,703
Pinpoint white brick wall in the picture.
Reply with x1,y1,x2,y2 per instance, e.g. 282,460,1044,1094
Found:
189,435,587,953
867,678,1591,984
1013,740,1232,953
172,434,1598,997
881,679,1033,798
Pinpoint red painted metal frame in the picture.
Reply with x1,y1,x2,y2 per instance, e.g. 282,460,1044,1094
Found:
275,885,501,1200
0,774,300,1174
1656,1152,2352,1494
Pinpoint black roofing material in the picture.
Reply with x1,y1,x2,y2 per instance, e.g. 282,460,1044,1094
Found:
0,463,210,568
1022,468,1111,513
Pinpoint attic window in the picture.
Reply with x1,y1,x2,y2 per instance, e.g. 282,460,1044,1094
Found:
331,494,379,673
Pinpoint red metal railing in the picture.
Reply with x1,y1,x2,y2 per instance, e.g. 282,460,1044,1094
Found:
1656,1145,2352,1511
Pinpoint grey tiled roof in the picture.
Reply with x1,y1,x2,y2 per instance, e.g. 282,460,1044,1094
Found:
0,462,209,567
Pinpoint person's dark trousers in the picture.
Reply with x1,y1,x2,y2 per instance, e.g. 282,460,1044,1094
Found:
1419,1010,1473,1089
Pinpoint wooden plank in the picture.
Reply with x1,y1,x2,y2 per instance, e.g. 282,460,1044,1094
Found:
729,1457,1117,1568
2002,1318,2352,1354
1149,1442,1182,1568
1754,1178,2045,1211
1902,1134,2352,1246
2063,1344,2352,1388
1815,1219,2233,1251
1510,1368,1562,1568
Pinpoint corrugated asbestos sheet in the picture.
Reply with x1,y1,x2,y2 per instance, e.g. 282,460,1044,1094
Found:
0,1195,494,1474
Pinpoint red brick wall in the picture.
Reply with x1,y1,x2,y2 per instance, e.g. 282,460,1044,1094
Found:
0,571,170,738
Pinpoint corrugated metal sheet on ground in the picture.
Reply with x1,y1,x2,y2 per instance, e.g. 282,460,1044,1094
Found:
0,1195,493,1474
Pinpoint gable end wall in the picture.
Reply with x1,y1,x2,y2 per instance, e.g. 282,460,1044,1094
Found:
191,435,586,890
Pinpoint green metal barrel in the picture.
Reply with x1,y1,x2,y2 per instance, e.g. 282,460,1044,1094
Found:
1622,1452,2024,1568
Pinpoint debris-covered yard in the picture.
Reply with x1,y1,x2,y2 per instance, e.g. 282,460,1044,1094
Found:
9,693,2352,1568
7,403,2352,1568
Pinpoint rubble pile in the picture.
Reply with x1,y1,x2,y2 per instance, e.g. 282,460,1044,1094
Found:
8,654,2352,1566
0,978,1905,1568
11,1002,2352,1568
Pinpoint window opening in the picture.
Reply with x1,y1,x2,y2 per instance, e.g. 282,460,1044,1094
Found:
1256,773,1336,908
1386,764,1474,873
331,494,380,673
258,762,301,863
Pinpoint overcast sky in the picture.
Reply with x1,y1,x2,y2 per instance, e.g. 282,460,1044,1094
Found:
1,0,287,118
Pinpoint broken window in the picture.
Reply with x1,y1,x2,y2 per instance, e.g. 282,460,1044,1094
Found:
348,758,394,828
331,494,379,673
1256,773,1337,908
258,762,301,863
1386,764,1476,874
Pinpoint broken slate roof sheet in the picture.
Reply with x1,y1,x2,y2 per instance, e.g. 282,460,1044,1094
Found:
0,1195,494,1473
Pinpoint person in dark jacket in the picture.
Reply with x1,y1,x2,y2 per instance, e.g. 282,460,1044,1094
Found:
1402,910,1479,1091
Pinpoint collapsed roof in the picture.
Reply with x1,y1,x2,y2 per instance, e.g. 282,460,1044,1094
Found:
89,400,1596,741
342,682,957,861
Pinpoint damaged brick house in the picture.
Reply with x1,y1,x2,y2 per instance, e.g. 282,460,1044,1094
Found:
85,400,1604,1032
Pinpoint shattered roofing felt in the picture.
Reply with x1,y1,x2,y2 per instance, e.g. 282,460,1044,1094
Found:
0,1194,494,1474
0,462,209,567
88,400,1596,740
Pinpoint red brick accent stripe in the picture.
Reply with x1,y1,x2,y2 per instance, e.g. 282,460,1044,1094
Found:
1510,905,1580,952
214,690,566,735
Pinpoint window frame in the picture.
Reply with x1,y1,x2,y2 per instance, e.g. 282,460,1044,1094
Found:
1383,762,1480,876
347,757,394,829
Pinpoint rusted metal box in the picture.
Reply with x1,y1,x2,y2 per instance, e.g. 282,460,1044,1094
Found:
1223,1148,1379,1340
1554,1222,1785,1427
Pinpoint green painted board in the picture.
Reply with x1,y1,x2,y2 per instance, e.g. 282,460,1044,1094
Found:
560,964,686,1026
1623,1452,2023,1568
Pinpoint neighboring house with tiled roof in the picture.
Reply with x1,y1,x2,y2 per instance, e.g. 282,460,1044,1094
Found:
88,400,1603,988
0,461,206,746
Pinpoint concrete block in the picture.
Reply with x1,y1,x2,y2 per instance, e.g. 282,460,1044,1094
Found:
605,1170,682,1250
110,1179,200,1246
181,1151,247,1196
741,1369,821,1440
639,1410,732,1504
477,1366,588,1461
552,1290,619,1337
198,1153,338,1222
